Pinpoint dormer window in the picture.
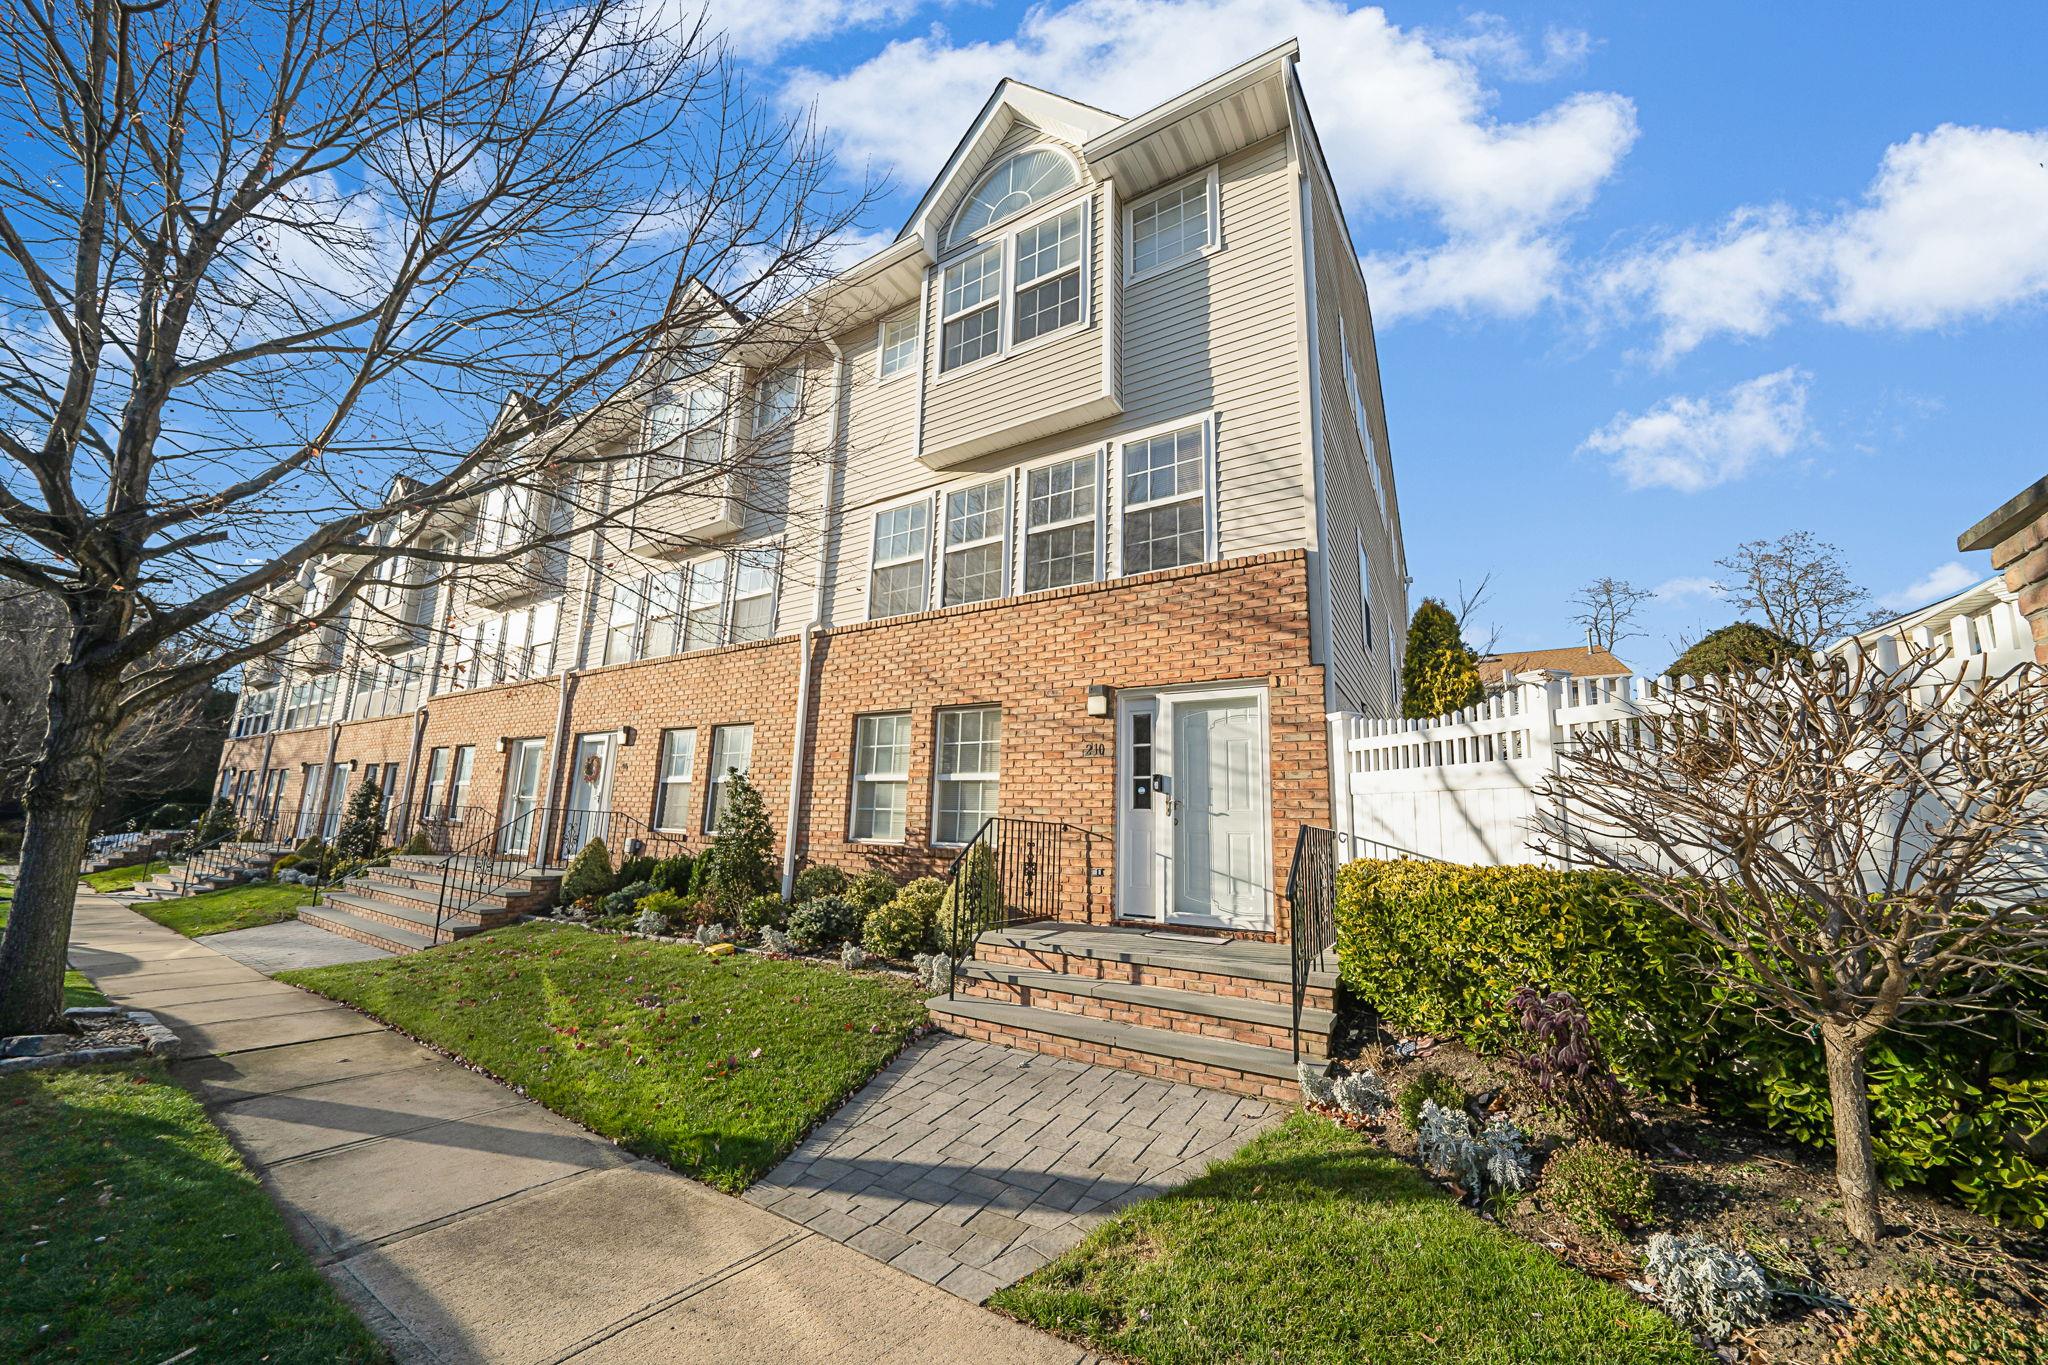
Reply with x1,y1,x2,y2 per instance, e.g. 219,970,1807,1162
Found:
947,148,1077,248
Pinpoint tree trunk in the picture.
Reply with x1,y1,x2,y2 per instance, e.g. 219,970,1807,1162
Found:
0,661,122,1036
1821,1021,1884,1245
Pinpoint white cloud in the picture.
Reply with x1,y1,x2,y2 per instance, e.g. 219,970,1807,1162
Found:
1878,560,1982,612
1430,12,1591,83
784,0,1637,321
1580,367,1811,493
1652,575,1725,604
646,0,936,60
1601,124,2048,360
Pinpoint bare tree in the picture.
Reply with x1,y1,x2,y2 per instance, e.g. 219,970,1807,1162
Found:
0,0,870,1032
1569,576,1652,652
1716,531,1876,649
1454,571,1502,656
1537,645,2048,1246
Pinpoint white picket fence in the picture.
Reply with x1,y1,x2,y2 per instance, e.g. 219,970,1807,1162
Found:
1330,581,2032,867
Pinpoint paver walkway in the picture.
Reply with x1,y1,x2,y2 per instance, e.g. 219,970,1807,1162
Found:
745,1036,1279,1301
64,892,1087,1364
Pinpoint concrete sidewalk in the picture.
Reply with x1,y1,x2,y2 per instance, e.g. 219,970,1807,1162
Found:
66,893,1089,1364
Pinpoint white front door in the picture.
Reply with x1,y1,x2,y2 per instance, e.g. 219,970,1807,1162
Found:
499,739,546,855
559,733,615,857
1119,689,1272,931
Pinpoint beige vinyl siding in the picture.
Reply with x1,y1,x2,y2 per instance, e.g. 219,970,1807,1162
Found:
1308,167,1405,716
1119,134,1303,559
830,317,925,624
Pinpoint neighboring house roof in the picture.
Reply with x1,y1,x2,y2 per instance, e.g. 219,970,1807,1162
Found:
1477,646,1632,686
1840,574,2017,652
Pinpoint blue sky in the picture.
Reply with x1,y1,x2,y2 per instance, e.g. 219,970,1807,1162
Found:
714,1,2046,669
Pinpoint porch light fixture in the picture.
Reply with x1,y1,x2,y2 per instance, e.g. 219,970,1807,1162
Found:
1086,685,1112,719
495,736,509,753
618,725,637,747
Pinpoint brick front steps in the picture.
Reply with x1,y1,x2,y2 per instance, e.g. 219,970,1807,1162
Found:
132,845,287,900
299,854,560,955
928,922,1336,1102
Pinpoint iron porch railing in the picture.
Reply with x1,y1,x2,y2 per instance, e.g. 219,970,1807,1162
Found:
942,816,1102,997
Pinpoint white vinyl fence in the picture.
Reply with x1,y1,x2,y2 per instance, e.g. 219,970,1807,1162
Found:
1330,584,2032,868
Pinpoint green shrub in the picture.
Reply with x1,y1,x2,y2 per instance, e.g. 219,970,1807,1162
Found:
649,854,692,895
788,895,863,949
936,845,1002,952
793,864,848,902
698,772,776,911
601,880,654,915
613,855,657,891
1396,1069,1467,1129
1540,1139,1656,1241
1335,858,2048,1229
634,889,688,923
1824,1283,2045,1365
846,868,897,913
740,894,791,932
398,831,432,856
863,878,946,960
333,780,385,859
272,853,303,873
559,839,614,905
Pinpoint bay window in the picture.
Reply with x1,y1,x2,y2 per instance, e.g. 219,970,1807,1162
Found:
729,550,777,642
1012,204,1083,343
940,246,1002,373
682,558,726,651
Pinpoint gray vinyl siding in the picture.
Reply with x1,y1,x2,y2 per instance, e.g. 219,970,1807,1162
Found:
1307,169,1406,716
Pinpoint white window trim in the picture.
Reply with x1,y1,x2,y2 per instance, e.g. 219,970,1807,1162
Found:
1017,446,1106,596
931,705,1000,849
862,492,936,620
652,727,697,832
1110,412,1219,579
938,474,1013,609
848,711,913,845
753,364,800,435
944,143,1085,251
727,544,781,642
702,724,753,835
1123,166,1222,284
680,554,730,653
933,187,1095,385
875,311,919,383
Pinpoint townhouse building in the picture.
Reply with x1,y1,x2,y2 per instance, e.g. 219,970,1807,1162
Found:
215,41,1408,972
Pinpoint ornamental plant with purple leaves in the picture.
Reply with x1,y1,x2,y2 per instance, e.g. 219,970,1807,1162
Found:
1508,984,1634,1142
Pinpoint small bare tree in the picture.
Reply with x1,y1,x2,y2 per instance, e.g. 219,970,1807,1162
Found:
0,0,869,1032
1569,576,1652,652
1537,645,2048,1246
1716,531,1875,649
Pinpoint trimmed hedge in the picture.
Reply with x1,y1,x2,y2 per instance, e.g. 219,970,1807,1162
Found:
1335,859,2048,1228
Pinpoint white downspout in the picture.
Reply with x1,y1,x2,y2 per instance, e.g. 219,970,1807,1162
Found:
532,666,575,868
781,332,847,898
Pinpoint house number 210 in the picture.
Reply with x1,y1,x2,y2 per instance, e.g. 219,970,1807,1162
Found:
1080,741,1108,757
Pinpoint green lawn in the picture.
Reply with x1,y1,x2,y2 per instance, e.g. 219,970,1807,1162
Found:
1,1063,385,1363
280,922,928,1190
133,880,314,938
0,878,105,1007
80,859,173,893
992,1113,1706,1365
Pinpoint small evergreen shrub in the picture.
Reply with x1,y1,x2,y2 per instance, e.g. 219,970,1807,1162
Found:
1540,1138,1656,1240
614,855,657,891
1824,1283,2045,1365
601,880,654,915
635,889,687,922
1643,1234,1772,1340
559,839,614,905
699,772,776,911
399,831,433,856
936,844,1001,952
333,780,385,859
760,926,794,956
1396,1068,1468,1128
788,894,862,949
846,868,898,913
862,877,945,959
649,854,692,895
695,922,733,947
740,894,791,932
793,864,847,902
273,854,303,873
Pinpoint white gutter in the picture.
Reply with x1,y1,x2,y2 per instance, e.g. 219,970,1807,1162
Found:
532,666,576,869
781,333,847,897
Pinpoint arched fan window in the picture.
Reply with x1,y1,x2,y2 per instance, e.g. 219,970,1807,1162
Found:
947,148,1077,246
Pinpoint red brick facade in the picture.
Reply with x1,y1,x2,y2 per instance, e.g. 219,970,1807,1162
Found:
218,551,1330,938
1962,476,2048,663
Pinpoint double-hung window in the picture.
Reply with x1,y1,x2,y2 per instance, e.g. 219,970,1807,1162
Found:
940,246,1002,373
682,558,726,652
640,570,683,659
941,478,1008,607
729,550,777,642
423,747,450,817
755,366,798,433
1120,422,1209,575
868,501,930,617
653,729,696,832
603,577,641,666
448,745,475,816
1128,172,1215,279
934,707,1000,846
877,314,918,380
850,713,911,842
1023,455,1098,591
704,725,752,833
1012,204,1084,343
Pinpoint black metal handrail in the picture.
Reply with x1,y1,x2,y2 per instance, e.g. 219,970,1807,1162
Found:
424,804,692,945
1285,825,1338,1064
943,816,1102,998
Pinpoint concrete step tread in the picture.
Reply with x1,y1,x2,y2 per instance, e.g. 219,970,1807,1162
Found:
956,962,1334,1035
300,902,436,952
928,992,1317,1078
980,924,1337,990
343,874,532,914
320,890,495,934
